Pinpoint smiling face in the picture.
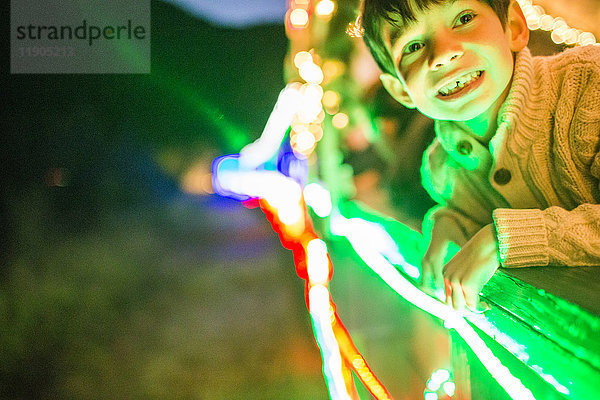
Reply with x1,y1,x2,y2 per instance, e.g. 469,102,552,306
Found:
381,0,526,122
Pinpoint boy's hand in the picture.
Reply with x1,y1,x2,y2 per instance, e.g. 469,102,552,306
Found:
442,224,500,311
421,216,464,296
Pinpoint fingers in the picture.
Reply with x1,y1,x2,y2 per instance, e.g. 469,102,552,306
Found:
462,286,479,310
443,260,480,311
444,279,471,311
421,239,450,294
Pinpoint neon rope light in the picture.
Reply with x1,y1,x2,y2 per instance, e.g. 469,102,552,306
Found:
330,214,536,400
212,78,392,398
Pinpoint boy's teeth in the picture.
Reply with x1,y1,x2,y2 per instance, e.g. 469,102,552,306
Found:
438,71,482,96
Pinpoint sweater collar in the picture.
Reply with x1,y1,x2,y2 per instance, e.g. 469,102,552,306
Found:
489,47,535,153
433,48,535,171
497,47,534,128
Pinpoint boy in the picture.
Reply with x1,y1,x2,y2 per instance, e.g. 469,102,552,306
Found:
360,0,600,310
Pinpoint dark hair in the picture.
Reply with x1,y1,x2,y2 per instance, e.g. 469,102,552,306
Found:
361,0,510,76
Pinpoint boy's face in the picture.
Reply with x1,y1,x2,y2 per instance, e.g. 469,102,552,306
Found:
384,0,518,122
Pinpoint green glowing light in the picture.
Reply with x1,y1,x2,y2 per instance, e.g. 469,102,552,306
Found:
330,213,537,400
151,65,251,151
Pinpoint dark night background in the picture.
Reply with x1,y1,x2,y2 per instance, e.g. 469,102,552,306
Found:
2,1,328,398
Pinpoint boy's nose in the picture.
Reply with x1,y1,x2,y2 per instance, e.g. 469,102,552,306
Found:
429,36,464,70
430,51,463,70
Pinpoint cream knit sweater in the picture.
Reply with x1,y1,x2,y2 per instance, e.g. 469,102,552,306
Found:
421,45,600,268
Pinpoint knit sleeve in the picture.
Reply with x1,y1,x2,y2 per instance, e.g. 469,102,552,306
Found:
493,205,600,267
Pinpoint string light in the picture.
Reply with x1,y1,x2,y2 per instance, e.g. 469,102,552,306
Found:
443,381,456,397
299,61,325,84
315,0,336,18
516,0,597,45
289,8,309,28
346,15,364,38
424,392,438,400
322,90,341,109
294,51,313,68
332,112,349,129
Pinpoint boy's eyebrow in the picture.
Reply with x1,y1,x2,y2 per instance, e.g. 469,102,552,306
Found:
389,24,408,46
388,0,461,46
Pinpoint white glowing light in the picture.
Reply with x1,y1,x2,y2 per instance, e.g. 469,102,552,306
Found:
309,285,353,400
290,8,309,28
427,379,441,391
295,130,317,152
431,369,451,385
552,17,567,30
298,96,324,124
278,204,304,225
578,32,597,46
263,178,302,208
307,239,330,285
443,381,456,396
322,90,340,109
424,392,438,400
539,14,554,30
302,83,324,102
551,26,567,44
563,28,579,45
303,182,333,218
332,112,349,129
239,84,302,169
294,51,312,68
526,15,541,30
299,61,324,84
331,216,420,279
315,0,335,17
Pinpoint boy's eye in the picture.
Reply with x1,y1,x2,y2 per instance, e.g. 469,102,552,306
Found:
404,42,424,54
456,11,476,26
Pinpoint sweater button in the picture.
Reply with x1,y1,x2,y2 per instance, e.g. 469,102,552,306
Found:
493,168,511,185
456,140,472,155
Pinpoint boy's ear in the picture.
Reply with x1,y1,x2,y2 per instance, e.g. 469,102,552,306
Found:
379,73,416,109
506,0,529,52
